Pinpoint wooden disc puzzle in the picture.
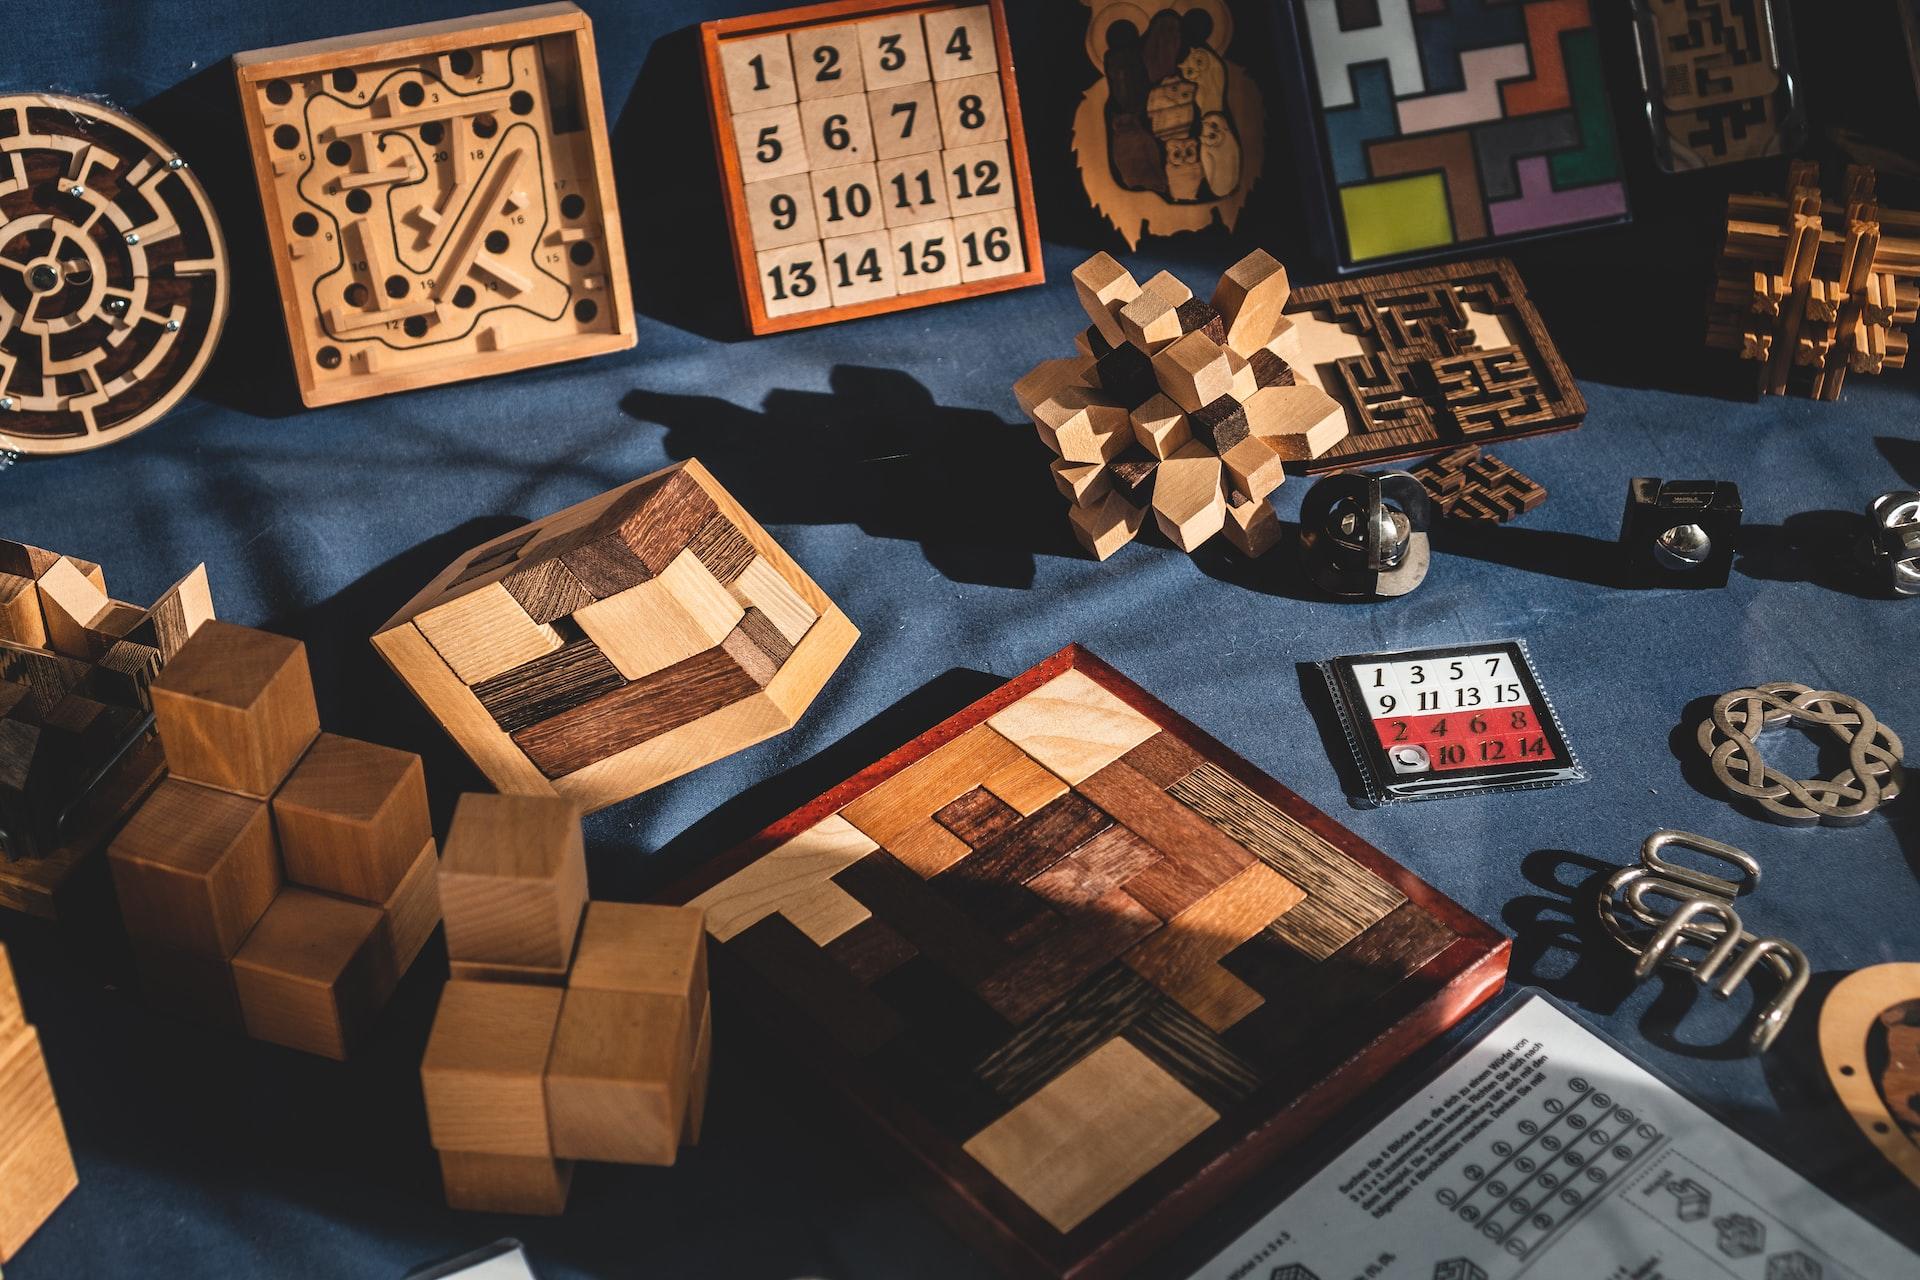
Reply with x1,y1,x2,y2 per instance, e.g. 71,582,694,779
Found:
0,94,228,456
667,644,1508,1278
233,3,635,407
700,0,1043,334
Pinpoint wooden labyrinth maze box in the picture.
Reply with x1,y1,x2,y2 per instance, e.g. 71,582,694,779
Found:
233,3,634,407
668,645,1509,1278
701,0,1044,334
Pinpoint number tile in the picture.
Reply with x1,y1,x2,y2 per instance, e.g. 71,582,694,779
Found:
865,82,941,159
942,140,1015,214
731,103,811,181
952,208,1023,283
809,163,886,238
743,172,820,250
755,241,831,318
789,23,865,99
857,14,931,89
935,72,1006,149
876,155,952,228
798,95,874,169
924,5,995,81
890,218,961,293
719,32,797,109
821,228,898,306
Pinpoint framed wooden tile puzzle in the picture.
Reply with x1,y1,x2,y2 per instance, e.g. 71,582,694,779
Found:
700,0,1044,335
665,644,1509,1278
1272,0,1630,271
233,3,635,408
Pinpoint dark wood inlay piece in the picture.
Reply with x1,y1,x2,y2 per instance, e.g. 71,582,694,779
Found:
510,646,760,777
474,639,626,735
727,914,903,1057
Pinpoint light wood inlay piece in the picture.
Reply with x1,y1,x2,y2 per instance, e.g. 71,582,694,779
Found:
986,669,1157,786
1122,863,1304,1030
416,581,565,686
689,812,877,944
842,723,1043,876
573,550,743,682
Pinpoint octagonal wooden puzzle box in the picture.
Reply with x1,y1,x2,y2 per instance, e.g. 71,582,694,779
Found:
665,644,1509,1278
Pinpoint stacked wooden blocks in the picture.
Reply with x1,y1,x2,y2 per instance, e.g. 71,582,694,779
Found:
0,944,78,1265
374,459,857,813
1709,161,1920,399
423,793,711,1214
1015,251,1348,561
108,621,441,1058
1,538,212,917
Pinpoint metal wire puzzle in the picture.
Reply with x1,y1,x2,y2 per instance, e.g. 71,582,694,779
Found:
1595,830,1807,1054
1695,682,1904,826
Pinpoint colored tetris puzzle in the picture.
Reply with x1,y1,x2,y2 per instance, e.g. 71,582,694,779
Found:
1281,0,1628,268
667,644,1508,1278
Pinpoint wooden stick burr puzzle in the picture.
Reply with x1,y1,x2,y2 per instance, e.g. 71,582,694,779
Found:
109,621,442,1059
700,0,1044,335
0,94,229,456
664,644,1508,1278
1015,250,1348,562
1707,161,1920,400
232,3,635,408
373,459,858,813
423,793,711,1215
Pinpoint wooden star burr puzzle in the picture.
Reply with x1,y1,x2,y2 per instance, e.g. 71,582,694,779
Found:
701,0,1043,334
666,644,1508,1278
232,3,634,407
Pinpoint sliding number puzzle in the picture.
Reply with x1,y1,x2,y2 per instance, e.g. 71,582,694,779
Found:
667,644,1507,1278
233,3,634,408
701,0,1043,334
1279,0,1629,269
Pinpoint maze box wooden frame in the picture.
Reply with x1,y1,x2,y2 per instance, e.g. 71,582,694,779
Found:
233,3,635,408
663,644,1509,1278
700,0,1045,336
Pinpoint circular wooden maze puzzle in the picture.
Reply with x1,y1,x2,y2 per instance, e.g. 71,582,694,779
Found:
0,93,228,455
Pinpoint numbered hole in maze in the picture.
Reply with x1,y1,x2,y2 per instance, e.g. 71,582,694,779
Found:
1515,1156,1536,1173
1542,1136,1562,1151
1493,1141,1513,1157
1519,1120,1539,1135
1461,1206,1481,1222
1613,1145,1632,1160
1567,1114,1588,1130
1637,1123,1658,1139
1487,1180,1508,1197
1558,1188,1582,1206
1437,1189,1458,1207
1481,1222,1505,1240
1506,1239,1529,1258
1508,1195,1530,1213
1565,1150,1586,1168
1545,1099,1565,1114
1533,1212,1555,1230
1464,1165,1485,1180
1539,1172,1559,1189
1586,1167,1608,1184
1571,1078,1590,1093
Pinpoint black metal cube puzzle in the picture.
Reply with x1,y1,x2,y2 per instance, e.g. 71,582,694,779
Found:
1620,478,1743,588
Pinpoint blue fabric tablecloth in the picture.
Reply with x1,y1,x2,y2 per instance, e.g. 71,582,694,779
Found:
3,2,1917,1276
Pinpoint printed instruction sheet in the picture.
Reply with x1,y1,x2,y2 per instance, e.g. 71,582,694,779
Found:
1193,992,1914,1280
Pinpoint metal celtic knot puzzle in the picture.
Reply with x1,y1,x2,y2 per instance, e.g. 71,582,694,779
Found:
1595,830,1807,1054
1695,682,1904,827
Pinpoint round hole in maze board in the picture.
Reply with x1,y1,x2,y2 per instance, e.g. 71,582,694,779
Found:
569,241,594,266
344,282,369,306
452,285,476,308
484,230,509,254
316,345,342,369
326,140,351,166
273,124,300,151
266,80,293,105
510,90,534,116
399,81,425,108
384,275,410,299
448,49,475,76
291,211,318,236
473,114,497,138
573,299,597,324
403,316,428,338
560,193,585,219
345,189,372,214
332,69,357,93
420,121,443,146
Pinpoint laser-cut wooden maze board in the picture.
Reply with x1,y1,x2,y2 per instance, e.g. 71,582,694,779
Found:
668,645,1508,1278
701,0,1044,335
233,3,634,408
1284,257,1584,472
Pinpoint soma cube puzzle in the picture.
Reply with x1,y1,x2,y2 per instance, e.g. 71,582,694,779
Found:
233,3,634,406
373,460,858,813
702,0,1043,333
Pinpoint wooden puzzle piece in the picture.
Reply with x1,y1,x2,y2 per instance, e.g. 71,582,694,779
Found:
0,946,77,1263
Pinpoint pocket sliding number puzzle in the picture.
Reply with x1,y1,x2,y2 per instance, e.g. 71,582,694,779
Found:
1323,640,1584,804
1277,0,1630,270
665,644,1508,1278
701,0,1044,335
233,2,635,408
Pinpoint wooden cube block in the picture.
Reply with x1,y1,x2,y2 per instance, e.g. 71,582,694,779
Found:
569,902,709,1002
1225,494,1285,558
421,980,564,1156
1212,250,1290,357
150,621,319,798
32,559,113,659
108,778,281,958
271,733,431,902
545,987,691,1166
0,572,46,650
0,1026,57,1149
438,1149,572,1216
0,1035,75,1262
232,889,383,1060
439,794,587,972
373,461,857,814
372,837,442,994
130,938,244,1033
232,5,635,408
1151,331,1234,414
448,959,570,987
683,990,714,1147
1152,442,1228,552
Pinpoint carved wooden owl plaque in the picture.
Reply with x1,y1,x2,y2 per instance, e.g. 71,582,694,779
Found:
1073,0,1263,248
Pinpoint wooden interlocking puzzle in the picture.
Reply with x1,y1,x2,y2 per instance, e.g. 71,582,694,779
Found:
1410,445,1546,522
0,94,229,455
1284,258,1584,472
0,944,78,1263
1273,0,1629,269
667,644,1508,1278
233,3,634,408
374,460,858,813
1632,0,1802,171
700,0,1043,334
